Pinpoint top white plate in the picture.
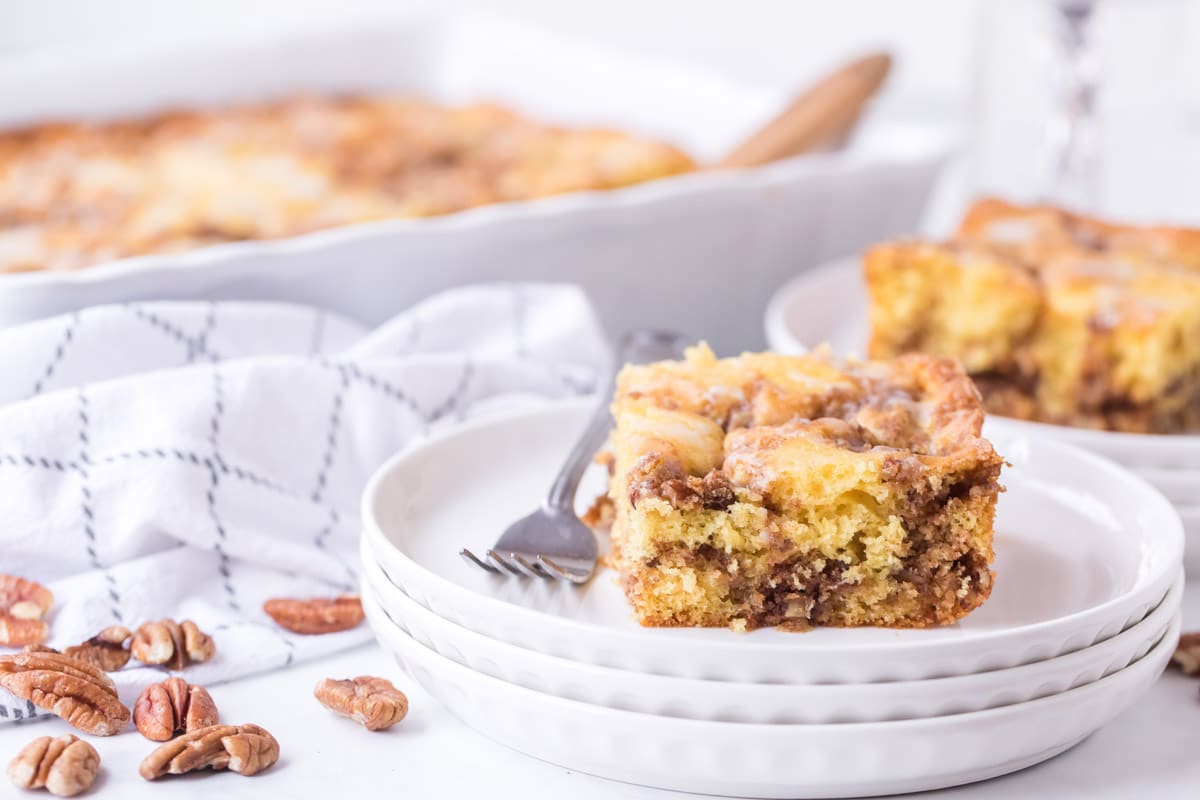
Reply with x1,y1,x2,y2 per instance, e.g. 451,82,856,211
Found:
361,401,1182,683
765,258,1200,469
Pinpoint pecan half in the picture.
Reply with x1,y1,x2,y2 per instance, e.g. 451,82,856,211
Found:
63,625,132,672
7,734,99,797
0,618,49,648
1171,631,1200,675
131,619,215,670
0,575,53,647
9,602,45,620
0,576,53,616
138,723,279,780
263,594,363,635
0,650,129,735
134,676,220,741
314,675,408,731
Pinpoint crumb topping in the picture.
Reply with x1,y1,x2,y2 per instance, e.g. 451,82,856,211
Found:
613,345,996,510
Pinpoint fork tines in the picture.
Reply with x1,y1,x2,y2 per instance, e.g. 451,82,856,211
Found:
460,548,589,582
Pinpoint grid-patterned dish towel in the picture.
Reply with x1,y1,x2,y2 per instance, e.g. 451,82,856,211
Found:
0,284,606,723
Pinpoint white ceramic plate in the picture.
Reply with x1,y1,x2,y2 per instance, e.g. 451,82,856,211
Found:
362,543,1181,724
365,586,1178,799
764,257,1200,469
360,401,1183,683
0,17,945,350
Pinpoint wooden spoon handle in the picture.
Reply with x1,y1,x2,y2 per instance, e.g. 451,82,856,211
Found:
716,51,893,170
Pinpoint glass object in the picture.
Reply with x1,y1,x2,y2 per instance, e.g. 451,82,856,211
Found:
1044,0,1100,209
968,0,1198,220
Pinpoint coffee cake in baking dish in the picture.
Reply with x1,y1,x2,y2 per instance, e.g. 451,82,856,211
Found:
0,96,694,273
865,199,1200,433
602,345,1003,631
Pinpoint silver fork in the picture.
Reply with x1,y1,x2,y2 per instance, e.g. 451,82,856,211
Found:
460,329,691,583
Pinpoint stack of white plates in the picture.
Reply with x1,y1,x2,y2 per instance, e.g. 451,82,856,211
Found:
765,258,1200,572
359,402,1183,798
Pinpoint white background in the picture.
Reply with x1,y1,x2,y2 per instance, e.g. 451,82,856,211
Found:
4,0,1197,119
0,0,985,116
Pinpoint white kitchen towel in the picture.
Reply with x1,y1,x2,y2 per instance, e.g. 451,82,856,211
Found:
0,284,607,722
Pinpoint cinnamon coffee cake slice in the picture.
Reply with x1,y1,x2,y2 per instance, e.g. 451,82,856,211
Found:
604,345,1003,631
866,199,1200,432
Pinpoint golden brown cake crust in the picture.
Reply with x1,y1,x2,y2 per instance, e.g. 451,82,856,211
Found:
605,345,1003,632
0,96,695,273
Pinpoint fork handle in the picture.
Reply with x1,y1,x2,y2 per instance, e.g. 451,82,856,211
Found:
545,330,692,512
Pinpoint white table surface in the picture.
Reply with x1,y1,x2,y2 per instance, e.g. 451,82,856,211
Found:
2,584,1197,799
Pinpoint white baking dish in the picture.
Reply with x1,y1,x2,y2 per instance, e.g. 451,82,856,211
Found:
0,14,949,349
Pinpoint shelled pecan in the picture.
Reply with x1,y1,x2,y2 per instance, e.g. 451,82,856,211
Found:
134,676,220,741
7,734,99,797
138,723,279,780
0,575,53,647
0,650,129,735
1172,631,1200,676
263,594,363,635
130,619,214,670
63,626,132,671
314,675,408,731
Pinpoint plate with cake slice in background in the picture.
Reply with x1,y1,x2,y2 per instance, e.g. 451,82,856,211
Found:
766,198,1200,569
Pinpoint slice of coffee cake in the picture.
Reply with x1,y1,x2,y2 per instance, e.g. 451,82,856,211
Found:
866,199,1200,433
604,345,1003,631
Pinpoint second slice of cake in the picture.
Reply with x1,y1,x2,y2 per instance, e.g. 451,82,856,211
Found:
865,200,1200,433
605,345,1004,631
